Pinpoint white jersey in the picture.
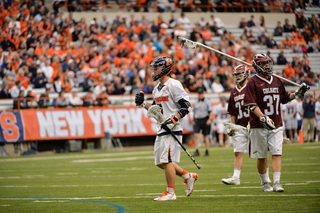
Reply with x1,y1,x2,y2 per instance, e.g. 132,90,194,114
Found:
153,78,190,133
296,101,303,121
213,103,230,124
282,99,298,120
315,101,320,121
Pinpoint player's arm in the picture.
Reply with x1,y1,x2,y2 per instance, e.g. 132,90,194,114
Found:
161,98,192,130
230,115,236,124
249,105,276,130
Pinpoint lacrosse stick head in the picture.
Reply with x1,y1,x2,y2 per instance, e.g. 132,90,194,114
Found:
147,105,166,124
178,36,198,50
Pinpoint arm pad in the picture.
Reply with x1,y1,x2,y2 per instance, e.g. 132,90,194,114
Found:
249,105,257,112
178,99,192,118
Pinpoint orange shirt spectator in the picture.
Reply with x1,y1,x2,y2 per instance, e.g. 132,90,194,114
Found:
283,62,295,79
200,26,212,41
16,75,29,89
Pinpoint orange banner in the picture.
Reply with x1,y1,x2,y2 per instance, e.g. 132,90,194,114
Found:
1,107,194,142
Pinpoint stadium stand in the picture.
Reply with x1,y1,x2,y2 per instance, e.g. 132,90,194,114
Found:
0,0,319,111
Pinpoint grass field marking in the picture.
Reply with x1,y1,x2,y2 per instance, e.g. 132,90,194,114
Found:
200,194,320,197
72,156,154,163
302,146,320,149
0,205,10,206
231,186,261,189
1,197,125,213
34,200,67,203
0,151,154,162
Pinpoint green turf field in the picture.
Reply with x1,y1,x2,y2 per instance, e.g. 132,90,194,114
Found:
0,142,320,212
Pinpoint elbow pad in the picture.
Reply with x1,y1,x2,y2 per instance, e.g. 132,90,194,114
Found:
249,105,257,112
178,99,192,118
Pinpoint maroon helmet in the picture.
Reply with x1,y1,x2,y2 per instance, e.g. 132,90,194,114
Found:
232,64,250,85
252,53,273,76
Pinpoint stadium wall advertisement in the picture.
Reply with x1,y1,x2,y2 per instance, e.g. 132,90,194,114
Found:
0,107,194,143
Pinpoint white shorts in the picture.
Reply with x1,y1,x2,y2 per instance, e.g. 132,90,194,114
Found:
284,118,297,130
230,129,249,153
316,119,320,131
216,123,226,134
249,127,283,158
154,134,181,165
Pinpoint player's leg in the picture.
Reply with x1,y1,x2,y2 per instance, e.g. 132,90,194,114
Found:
172,163,198,196
192,133,200,156
203,123,211,156
268,127,285,192
222,129,247,185
250,129,272,191
203,135,210,156
193,122,201,156
154,135,177,201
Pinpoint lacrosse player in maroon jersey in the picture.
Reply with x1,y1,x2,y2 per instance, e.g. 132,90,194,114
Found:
135,56,198,201
222,64,271,185
244,53,309,192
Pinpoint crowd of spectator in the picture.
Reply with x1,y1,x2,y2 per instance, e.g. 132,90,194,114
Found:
0,0,320,110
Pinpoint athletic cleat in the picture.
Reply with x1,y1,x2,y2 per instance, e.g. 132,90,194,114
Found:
261,182,273,192
192,150,200,157
154,191,177,201
203,150,209,157
273,182,284,192
221,176,240,185
184,173,198,196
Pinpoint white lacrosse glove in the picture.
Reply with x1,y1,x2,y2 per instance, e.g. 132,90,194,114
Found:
226,127,235,136
259,115,276,130
294,83,310,100
161,115,179,131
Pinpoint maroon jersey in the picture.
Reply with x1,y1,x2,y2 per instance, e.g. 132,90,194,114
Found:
228,84,250,127
244,75,291,128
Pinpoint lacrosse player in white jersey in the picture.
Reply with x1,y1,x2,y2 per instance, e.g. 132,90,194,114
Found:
135,56,198,201
213,96,230,146
281,99,299,142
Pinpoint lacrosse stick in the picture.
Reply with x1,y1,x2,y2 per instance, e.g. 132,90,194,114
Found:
147,105,201,169
178,36,302,87
147,105,166,124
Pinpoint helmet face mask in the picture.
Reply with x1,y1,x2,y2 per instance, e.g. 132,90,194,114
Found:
150,56,174,81
233,64,250,85
252,53,273,76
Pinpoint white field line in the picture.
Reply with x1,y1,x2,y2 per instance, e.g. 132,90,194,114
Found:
34,200,67,203
1,180,319,188
0,205,10,206
1,194,320,200
231,187,261,189
200,194,320,197
0,151,154,162
72,156,153,163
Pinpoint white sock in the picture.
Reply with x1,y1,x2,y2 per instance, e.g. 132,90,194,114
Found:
259,173,269,184
233,168,241,179
273,172,281,184
181,173,190,180
167,186,175,194
266,168,269,178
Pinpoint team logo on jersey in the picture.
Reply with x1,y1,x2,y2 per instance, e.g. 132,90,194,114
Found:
155,96,169,102
263,88,279,94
